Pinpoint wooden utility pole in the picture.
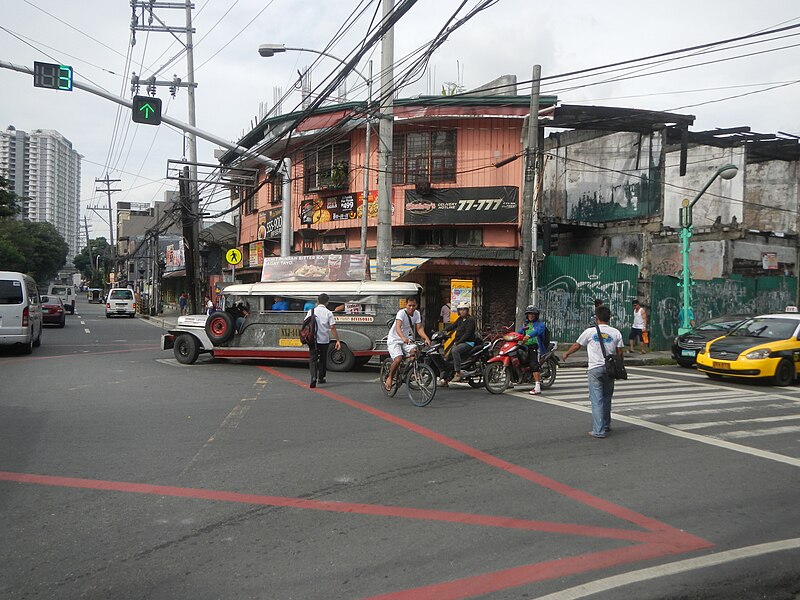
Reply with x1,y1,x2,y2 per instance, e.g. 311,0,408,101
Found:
515,65,541,326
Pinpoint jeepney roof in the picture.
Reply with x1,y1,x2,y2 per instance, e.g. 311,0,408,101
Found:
221,280,422,297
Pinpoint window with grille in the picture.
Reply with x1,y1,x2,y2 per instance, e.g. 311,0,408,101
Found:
393,130,456,184
303,142,350,193
244,186,257,215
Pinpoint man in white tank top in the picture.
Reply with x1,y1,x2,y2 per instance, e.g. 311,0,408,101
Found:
628,299,647,354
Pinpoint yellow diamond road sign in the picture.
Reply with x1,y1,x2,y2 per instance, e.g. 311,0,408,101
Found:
226,248,242,266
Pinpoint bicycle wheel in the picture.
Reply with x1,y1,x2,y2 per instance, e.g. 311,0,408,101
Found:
406,361,436,407
380,358,399,397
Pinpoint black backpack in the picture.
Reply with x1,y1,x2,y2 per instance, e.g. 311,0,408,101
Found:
300,311,317,345
541,325,551,348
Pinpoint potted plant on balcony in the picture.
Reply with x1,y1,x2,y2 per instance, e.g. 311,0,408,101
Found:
318,161,349,190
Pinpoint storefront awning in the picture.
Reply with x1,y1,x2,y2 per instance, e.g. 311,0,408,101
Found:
368,258,429,281
163,269,186,279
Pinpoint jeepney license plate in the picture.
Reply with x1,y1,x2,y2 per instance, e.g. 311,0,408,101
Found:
681,349,695,357
712,361,731,369
279,338,302,347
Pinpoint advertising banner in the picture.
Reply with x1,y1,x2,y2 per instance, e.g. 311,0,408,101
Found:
404,186,518,225
261,254,368,283
249,241,264,268
300,190,379,225
258,207,282,240
450,279,473,310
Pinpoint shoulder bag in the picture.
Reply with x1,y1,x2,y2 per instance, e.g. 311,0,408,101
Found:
593,322,628,380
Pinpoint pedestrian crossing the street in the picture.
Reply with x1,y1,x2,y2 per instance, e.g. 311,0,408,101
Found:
518,366,800,465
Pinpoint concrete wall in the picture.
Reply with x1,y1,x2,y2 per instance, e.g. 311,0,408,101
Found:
663,145,745,229
651,240,726,279
744,159,799,234
542,130,663,222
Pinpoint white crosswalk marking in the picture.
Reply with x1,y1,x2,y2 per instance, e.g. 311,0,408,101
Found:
523,365,800,463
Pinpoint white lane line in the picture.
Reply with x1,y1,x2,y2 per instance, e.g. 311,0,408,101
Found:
647,403,791,418
80,321,86,325
614,396,790,411
672,413,800,431
84,328,91,334
533,538,800,600
520,393,800,468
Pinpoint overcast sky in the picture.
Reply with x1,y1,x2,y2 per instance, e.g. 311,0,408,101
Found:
2,0,799,244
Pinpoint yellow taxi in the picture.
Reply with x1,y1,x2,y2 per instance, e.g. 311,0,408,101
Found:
695,309,800,386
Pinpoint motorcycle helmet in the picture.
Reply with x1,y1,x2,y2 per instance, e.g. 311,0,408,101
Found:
525,305,540,315
456,301,470,310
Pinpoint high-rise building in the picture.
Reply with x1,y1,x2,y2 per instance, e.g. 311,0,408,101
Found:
0,126,82,264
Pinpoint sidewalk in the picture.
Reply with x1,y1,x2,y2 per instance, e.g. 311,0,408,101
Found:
138,306,180,330
555,344,675,369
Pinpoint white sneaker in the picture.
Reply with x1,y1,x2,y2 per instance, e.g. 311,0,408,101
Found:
529,385,542,395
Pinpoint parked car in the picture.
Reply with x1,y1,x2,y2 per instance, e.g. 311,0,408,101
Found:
671,314,751,367
695,310,800,386
105,288,136,318
0,270,43,354
47,283,76,314
40,295,66,327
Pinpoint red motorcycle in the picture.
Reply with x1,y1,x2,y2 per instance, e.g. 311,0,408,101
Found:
483,331,559,394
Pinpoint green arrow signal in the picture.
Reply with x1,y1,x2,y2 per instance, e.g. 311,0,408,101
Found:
132,95,162,125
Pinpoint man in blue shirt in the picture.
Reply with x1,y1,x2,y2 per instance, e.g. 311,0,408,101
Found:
518,305,546,395
272,296,290,310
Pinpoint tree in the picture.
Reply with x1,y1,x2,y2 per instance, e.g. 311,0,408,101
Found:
73,238,111,282
0,175,21,219
0,220,68,282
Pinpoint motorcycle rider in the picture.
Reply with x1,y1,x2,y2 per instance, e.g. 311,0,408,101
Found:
518,305,546,395
440,301,477,386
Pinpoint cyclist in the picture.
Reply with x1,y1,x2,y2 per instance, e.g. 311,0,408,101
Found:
518,305,546,395
442,301,477,385
384,297,431,391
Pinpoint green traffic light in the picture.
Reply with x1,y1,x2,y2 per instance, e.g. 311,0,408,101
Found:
132,95,162,125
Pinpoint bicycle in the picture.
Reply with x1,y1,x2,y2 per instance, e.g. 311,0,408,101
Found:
380,343,437,407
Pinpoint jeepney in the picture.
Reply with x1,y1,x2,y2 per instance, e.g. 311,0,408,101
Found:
161,280,422,370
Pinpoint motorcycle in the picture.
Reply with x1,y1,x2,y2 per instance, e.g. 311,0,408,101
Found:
483,332,559,394
421,330,494,388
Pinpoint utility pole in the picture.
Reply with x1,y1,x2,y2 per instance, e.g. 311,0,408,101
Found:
360,60,373,256
179,166,198,314
375,0,394,281
95,174,121,249
130,0,201,302
515,65,541,326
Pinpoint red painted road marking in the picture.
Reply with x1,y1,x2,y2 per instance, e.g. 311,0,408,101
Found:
261,366,707,541
0,471,665,543
0,365,714,600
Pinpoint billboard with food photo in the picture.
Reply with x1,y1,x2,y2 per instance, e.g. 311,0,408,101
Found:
260,254,369,283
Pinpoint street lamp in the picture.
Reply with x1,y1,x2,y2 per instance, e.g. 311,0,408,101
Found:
258,43,374,256
678,163,738,334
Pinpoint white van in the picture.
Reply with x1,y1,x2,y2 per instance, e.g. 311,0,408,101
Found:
0,271,43,354
106,288,136,318
47,283,76,314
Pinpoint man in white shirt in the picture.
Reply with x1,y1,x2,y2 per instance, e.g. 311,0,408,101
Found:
308,293,341,388
384,297,431,391
561,305,624,438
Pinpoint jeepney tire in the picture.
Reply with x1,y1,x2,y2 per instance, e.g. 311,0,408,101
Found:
174,334,200,365
328,343,356,372
205,311,235,345
772,358,795,387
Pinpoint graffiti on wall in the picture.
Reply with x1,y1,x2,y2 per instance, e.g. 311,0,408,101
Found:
538,255,639,344
649,275,797,349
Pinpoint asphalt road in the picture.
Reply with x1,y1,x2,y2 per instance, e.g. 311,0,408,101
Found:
1,297,799,599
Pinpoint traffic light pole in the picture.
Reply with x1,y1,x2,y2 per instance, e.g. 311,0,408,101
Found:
0,61,280,170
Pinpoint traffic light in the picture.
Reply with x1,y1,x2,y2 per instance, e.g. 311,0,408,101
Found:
542,222,559,255
132,95,162,125
33,62,73,91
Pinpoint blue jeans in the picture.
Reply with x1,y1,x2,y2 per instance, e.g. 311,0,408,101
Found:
587,366,614,436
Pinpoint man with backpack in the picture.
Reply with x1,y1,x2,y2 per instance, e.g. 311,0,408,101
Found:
518,305,547,395
306,293,341,388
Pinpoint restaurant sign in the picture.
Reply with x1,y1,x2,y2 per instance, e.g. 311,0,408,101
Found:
404,186,518,225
